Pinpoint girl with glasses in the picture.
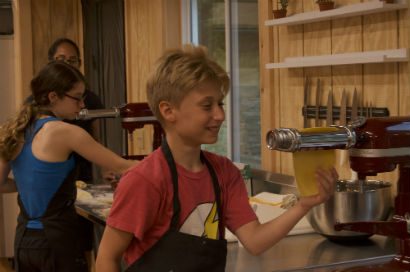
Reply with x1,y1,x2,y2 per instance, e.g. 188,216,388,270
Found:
0,61,137,272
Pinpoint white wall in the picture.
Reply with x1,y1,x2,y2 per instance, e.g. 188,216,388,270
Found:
0,35,19,258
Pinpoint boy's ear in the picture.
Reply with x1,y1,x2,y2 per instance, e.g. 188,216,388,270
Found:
158,101,176,122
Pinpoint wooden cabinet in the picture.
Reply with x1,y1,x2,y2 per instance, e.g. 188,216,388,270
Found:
258,0,409,186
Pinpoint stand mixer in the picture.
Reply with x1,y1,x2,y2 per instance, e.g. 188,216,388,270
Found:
266,116,410,271
77,102,164,160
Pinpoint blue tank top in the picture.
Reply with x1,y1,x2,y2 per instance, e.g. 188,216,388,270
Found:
11,117,76,229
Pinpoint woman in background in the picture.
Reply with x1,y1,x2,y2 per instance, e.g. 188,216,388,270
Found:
0,61,136,272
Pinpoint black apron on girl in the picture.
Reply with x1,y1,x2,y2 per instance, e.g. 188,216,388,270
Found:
14,167,88,272
125,139,228,272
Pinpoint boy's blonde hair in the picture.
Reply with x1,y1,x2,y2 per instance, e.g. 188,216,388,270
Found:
146,44,230,123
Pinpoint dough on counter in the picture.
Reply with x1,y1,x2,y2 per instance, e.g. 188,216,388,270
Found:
94,193,113,205
77,188,93,200
76,180,87,189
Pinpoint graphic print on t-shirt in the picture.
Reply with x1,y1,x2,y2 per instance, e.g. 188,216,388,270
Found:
179,202,219,239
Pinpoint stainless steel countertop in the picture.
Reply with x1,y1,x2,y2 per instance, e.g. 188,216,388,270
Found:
226,233,395,272
76,170,397,271
226,169,396,271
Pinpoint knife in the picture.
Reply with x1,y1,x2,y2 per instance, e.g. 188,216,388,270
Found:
369,101,373,117
303,77,310,128
365,101,369,117
315,78,321,126
339,89,347,167
350,88,359,179
340,89,347,126
326,90,333,126
351,88,358,123
301,106,389,118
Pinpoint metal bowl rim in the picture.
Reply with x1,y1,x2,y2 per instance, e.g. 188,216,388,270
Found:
336,179,391,193
337,179,391,186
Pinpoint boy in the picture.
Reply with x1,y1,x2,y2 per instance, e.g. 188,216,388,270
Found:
96,44,338,272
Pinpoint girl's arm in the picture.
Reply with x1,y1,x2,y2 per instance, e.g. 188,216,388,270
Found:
0,159,17,193
64,124,137,174
235,167,338,255
96,226,134,272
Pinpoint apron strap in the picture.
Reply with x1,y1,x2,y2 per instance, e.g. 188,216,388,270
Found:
161,139,181,229
161,139,224,238
201,152,224,237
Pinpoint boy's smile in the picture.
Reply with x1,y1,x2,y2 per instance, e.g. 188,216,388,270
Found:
171,80,225,147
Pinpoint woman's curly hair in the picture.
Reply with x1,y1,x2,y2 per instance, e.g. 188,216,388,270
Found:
0,61,84,161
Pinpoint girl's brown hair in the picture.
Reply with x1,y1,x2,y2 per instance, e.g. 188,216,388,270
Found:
0,61,84,161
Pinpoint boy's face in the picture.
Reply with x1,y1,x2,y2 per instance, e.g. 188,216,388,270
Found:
170,80,225,146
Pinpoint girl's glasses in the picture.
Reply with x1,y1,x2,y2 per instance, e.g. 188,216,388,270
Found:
64,93,87,103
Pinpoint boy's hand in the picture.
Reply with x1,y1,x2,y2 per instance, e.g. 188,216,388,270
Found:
298,167,338,210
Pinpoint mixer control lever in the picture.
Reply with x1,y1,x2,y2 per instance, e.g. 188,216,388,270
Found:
349,116,366,128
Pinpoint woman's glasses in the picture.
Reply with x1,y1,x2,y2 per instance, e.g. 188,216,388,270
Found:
55,56,81,67
64,93,87,103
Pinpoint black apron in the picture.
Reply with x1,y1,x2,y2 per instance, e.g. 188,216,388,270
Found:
14,167,88,272
126,140,228,272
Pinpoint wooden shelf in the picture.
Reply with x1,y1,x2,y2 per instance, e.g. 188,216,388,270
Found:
265,0,408,27
265,48,409,69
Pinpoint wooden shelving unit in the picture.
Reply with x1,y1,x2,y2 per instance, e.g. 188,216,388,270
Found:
258,0,409,180
265,48,409,69
265,0,407,26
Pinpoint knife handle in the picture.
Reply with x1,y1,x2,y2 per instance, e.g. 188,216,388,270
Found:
302,106,389,120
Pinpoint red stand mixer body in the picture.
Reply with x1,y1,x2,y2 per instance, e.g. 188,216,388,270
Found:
119,103,164,160
334,117,410,271
77,102,164,160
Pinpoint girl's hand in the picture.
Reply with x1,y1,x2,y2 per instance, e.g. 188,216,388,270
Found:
102,171,116,182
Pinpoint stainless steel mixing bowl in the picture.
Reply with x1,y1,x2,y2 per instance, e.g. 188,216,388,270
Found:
306,179,392,241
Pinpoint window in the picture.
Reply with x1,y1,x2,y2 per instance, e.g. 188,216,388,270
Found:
182,0,261,167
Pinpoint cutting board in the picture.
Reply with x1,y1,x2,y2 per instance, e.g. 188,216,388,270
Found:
226,192,314,243
252,192,314,235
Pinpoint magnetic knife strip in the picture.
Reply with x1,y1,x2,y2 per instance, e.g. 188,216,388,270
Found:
302,106,389,121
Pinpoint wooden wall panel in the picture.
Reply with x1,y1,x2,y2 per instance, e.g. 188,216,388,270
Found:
398,8,410,116
302,0,332,128
12,0,33,106
259,0,277,170
124,0,181,155
258,0,409,188
124,0,181,103
331,0,362,180
277,1,304,175
363,11,398,185
13,0,82,105
31,0,83,75
31,0,51,73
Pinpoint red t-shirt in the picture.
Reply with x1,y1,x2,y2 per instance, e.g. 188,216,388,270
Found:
107,148,257,265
